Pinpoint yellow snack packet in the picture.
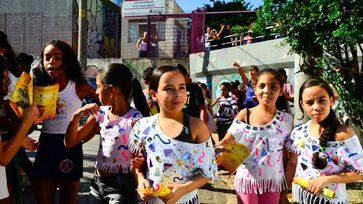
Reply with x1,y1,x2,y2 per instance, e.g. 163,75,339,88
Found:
10,72,33,118
137,183,171,198
33,84,59,123
10,72,59,124
217,143,250,176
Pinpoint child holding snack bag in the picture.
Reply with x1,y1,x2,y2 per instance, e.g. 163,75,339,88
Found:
31,40,97,204
0,55,39,203
284,79,363,203
130,66,218,204
215,69,293,204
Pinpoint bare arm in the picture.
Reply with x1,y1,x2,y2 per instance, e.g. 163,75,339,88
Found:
76,82,98,101
0,103,39,166
136,38,142,50
215,109,246,148
233,62,248,84
211,96,220,107
307,172,363,195
64,103,99,148
199,103,208,125
284,152,298,187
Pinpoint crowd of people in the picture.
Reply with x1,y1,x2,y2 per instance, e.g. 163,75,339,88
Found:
204,22,283,51
0,30,362,204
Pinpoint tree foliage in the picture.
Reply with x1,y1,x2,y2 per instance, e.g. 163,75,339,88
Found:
204,0,257,29
258,0,363,136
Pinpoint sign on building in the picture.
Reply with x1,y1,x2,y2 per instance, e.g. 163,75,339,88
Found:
122,0,165,17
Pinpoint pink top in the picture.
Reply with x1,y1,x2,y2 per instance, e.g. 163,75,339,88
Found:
95,106,142,174
284,83,294,97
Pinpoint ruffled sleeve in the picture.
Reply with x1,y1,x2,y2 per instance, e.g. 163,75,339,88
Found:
285,125,301,154
228,119,246,144
128,119,146,154
338,136,363,175
95,106,107,124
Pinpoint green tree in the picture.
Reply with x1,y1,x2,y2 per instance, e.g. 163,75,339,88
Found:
258,0,363,137
204,0,256,29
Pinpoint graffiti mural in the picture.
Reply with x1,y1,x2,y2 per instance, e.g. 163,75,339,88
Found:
102,4,119,58
73,0,120,58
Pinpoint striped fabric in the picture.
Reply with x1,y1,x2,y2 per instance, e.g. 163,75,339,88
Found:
214,96,239,125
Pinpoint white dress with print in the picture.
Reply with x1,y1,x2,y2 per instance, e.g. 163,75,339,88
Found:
228,110,293,194
129,114,219,204
286,120,363,204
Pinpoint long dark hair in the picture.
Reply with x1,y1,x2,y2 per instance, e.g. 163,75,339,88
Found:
255,68,288,111
33,40,85,85
98,63,149,117
0,31,17,76
149,66,183,92
299,78,340,169
199,83,211,99
0,55,7,99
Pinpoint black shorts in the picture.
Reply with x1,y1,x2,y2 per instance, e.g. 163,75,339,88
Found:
89,173,138,204
33,132,83,180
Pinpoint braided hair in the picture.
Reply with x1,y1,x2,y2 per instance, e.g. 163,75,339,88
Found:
298,78,340,169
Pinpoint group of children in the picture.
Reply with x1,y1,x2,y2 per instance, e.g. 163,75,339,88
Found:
0,36,362,204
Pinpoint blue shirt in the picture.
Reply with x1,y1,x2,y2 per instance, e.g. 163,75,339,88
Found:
245,81,258,108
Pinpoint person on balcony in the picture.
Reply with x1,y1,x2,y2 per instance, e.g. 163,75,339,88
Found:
136,32,148,58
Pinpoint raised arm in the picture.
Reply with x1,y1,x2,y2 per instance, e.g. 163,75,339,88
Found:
233,62,248,85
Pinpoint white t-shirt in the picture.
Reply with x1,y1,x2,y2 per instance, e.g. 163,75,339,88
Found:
0,137,9,199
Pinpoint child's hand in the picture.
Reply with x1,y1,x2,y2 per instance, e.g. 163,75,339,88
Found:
131,152,145,169
160,184,186,204
307,176,329,195
137,179,153,201
214,146,231,156
22,103,40,124
22,137,40,151
74,103,99,118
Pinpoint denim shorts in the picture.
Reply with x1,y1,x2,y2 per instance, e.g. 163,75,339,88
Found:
89,172,138,204
33,132,83,180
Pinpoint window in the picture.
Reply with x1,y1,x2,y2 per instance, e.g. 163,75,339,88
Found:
128,20,166,43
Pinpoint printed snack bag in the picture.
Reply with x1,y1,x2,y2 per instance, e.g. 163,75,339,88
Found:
33,84,59,123
217,143,250,176
10,72,33,117
10,72,59,124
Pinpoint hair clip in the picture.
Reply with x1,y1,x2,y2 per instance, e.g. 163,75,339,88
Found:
318,147,325,152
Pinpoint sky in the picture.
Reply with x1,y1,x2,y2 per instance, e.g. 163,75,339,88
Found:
175,0,264,13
